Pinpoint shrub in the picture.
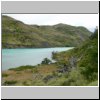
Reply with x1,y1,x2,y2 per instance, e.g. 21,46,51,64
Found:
4,80,17,85
2,73,9,77
22,81,30,86
88,80,98,86
62,69,87,86
41,58,52,64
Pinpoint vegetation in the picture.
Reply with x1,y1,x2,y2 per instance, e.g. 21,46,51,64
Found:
41,58,52,64
2,15,98,86
2,15,92,48
9,65,34,71
4,80,17,86
52,29,98,85
2,73,9,77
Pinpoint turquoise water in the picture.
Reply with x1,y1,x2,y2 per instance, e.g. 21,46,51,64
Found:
2,47,73,70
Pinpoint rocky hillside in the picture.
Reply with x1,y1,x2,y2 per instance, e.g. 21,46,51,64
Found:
2,15,92,48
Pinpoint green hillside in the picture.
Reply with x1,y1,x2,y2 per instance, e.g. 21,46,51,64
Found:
2,15,92,48
2,29,98,86
52,29,98,85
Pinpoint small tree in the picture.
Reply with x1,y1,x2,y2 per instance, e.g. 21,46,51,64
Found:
41,58,52,64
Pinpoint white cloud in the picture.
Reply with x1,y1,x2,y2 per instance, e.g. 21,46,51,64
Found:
2,14,99,32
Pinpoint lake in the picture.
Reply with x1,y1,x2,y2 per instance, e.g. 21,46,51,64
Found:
2,47,73,70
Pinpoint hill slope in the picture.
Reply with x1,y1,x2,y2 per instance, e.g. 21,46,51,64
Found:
52,29,98,85
2,15,92,48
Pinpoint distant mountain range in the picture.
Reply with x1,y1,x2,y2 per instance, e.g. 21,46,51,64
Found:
2,15,92,48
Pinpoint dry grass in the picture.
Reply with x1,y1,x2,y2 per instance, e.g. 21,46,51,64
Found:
2,64,58,86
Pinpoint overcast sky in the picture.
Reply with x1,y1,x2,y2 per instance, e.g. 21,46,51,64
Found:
3,14,99,32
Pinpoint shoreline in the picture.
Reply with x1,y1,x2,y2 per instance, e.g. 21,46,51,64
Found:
2,47,74,49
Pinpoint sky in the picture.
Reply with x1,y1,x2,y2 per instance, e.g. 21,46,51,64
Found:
3,14,99,32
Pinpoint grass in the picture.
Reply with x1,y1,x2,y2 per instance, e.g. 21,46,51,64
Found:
2,64,58,86
9,65,34,71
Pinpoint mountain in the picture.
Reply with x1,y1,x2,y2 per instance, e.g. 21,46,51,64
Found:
2,15,92,48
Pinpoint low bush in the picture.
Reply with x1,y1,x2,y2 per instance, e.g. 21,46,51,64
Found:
4,80,17,85
2,73,9,77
